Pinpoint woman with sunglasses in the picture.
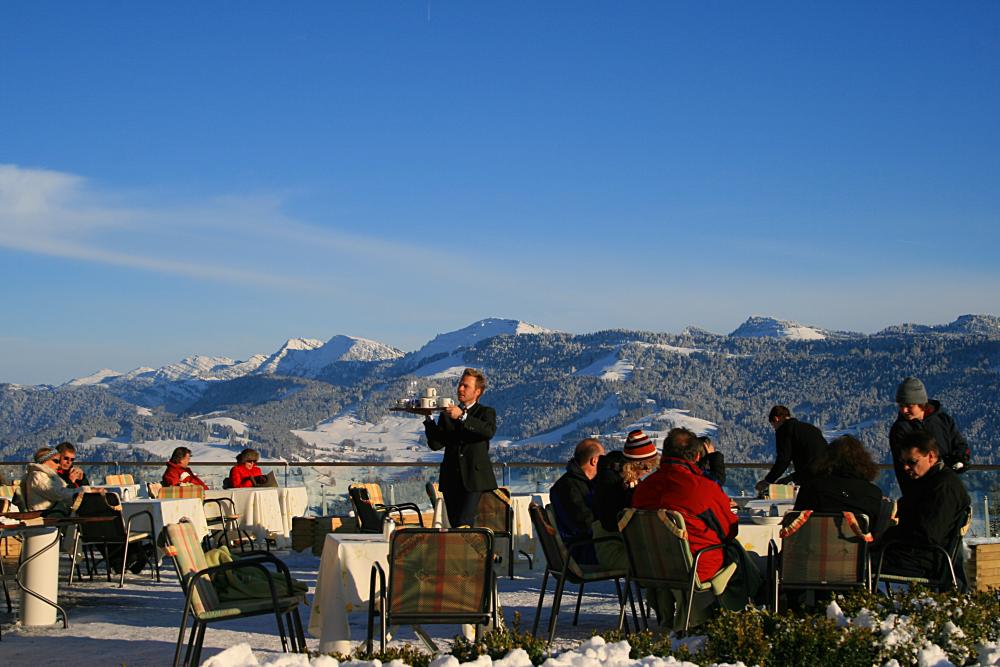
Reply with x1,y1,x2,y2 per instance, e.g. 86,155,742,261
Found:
227,448,266,488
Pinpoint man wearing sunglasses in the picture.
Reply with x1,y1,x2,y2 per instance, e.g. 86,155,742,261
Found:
55,441,90,488
877,431,970,588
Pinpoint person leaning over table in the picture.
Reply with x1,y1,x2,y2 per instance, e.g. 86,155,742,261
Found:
228,448,265,488
755,405,828,497
423,368,498,528
162,446,210,489
21,447,102,516
55,441,90,488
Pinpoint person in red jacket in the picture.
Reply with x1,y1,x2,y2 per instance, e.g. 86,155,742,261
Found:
228,448,264,488
162,446,209,489
632,427,760,626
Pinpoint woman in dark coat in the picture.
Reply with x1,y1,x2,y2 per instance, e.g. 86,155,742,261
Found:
793,434,890,536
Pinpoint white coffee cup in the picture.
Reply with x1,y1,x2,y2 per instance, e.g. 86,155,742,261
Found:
420,397,436,408
437,397,454,408
424,387,438,398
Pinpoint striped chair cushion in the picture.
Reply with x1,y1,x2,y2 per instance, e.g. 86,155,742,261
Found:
166,521,220,616
476,488,512,534
779,513,867,586
351,483,385,506
768,484,797,500
105,473,135,485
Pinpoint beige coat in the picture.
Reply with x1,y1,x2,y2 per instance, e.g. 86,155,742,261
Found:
21,463,78,513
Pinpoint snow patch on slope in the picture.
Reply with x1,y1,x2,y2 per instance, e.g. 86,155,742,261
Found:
730,316,827,341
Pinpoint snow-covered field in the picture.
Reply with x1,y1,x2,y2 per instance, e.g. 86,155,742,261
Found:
292,413,443,464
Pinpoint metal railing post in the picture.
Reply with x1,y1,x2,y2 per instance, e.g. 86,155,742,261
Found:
321,485,328,517
984,495,991,538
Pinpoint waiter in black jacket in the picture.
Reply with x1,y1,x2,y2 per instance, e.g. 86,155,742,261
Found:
755,405,827,496
423,368,498,527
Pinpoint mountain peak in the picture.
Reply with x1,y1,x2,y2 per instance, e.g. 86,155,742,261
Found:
410,318,554,364
730,316,828,341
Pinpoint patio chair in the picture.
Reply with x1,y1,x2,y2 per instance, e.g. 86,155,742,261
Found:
367,527,496,653
147,482,162,499
163,519,306,667
617,508,738,633
767,511,872,611
202,497,258,553
873,505,972,593
477,487,515,578
69,491,160,588
348,483,424,533
767,484,797,500
529,503,635,644
105,473,135,486
425,481,440,506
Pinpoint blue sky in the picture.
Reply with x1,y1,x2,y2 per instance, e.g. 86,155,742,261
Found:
1,2,998,385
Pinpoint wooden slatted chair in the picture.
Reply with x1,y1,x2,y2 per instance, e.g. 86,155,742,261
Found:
529,503,635,644
69,491,159,588
476,487,515,578
367,527,496,653
163,520,306,666
348,483,424,533
768,511,872,611
617,508,738,633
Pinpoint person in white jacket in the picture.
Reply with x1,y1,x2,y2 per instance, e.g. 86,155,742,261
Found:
21,447,94,515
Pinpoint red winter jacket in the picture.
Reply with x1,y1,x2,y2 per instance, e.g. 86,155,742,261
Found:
631,457,738,582
228,463,263,489
162,461,209,489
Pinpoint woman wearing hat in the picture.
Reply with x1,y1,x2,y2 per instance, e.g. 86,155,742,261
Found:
591,429,660,570
227,448,265,488
889,377,970,492
20,446,96,515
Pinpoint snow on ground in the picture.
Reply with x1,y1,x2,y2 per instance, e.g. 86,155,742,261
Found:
0,549,632,667
200,416,250,436
136,406,153,416
133,438,244,462
575,352,634,382
514,395,620,446
633,342,702,356
821,418,879,441
293,413,443,464
414,353,469,380
621,408,718,441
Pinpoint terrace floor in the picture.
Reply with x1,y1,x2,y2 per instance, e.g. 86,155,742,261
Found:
0,549,630,666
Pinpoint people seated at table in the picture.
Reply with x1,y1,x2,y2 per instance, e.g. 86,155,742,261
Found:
793,434,891,535
550,438,604,564
227,448,265,488
633,427,761,617
162,446,209,489
55,441,90,488
21,447,96,516
592,429,659,570
697,435,726,486
876,431,971,588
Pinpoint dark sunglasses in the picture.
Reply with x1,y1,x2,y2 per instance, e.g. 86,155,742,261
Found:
61,456,75,462
899,456,924,466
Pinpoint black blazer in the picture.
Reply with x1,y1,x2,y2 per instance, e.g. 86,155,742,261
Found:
425,402,498,493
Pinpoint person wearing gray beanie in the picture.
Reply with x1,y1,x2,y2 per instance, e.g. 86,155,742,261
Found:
889,376,970,493
895,377,928,406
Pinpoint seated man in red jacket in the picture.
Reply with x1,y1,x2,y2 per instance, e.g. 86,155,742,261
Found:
632,427,760,627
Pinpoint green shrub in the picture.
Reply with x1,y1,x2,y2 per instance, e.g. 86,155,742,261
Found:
349,643,433,667
450,613,550,666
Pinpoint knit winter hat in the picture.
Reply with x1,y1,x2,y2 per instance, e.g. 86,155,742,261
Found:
33,447,58,464
896,377,928,405
623,429,657,460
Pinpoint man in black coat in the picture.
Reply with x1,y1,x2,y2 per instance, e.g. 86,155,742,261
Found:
550,438,604,563
424,368,498,527
877,431,971,586
755,405,827,496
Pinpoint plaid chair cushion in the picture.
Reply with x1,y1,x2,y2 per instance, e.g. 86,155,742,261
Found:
476,488,512,534
159,485,205,499
388,530,491,617
779,513,868,586
768,484,797,500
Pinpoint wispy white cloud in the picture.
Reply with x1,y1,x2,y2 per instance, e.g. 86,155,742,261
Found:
0,164,464,291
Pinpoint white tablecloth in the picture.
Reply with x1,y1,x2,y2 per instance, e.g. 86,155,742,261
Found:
511,493,549,561
278,487,309,538
205,488,285,541
737,520,782,557
122,498,209,546
308,533,390,655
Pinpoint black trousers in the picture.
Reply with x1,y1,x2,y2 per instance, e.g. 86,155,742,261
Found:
444,489,482,528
